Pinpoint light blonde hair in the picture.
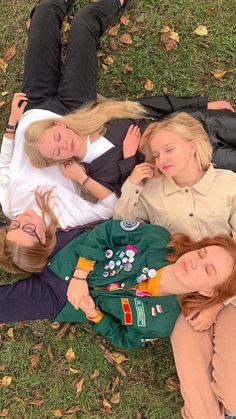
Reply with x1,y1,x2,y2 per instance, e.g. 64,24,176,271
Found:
167,233,236,313
25,99,147,168
0,190,58,274
139,112,212,175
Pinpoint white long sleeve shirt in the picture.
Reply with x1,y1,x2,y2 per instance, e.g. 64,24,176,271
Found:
0,109,117,229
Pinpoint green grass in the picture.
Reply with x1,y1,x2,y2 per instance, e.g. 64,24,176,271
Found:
0,0,235,417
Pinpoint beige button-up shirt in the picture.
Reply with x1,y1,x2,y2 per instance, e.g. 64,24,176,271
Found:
114,165,236,306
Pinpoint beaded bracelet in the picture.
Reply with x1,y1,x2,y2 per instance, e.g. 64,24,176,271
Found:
72,275,88,281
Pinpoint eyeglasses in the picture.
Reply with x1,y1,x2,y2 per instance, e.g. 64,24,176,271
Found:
5,220,41,243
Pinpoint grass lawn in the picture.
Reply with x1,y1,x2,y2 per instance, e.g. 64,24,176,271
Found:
0,0,235,417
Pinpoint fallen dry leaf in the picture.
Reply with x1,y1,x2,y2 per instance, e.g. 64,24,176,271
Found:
160,25,171,33
0,101,6,108
144,78,154,91
109,38,118,51
25,18,31,30
29,354,40,369
66,347,75,362
124,64,133,73
51,322,60,329
14,396,26,405
112,76,122,85
165,377,180,391
120,15,129,26
69,367,79,374
29,399,44,406
160,29,179,50
0,409,9,417
7,328,14,340
0,58,8,74
1,376,12,386
4,46,16,62
47,345,54,360
211,69,227,79
76,377,84,395
62,21,70,33
103,349,114,364
56,323,70,340
1,91,8,97
100,399,112,414
66,406,83,414
111,392,120,404
53,409,63,417
103,55,115,65
111,352,128,364
108,24,120,36
111,376,120,393
137,13,145,23
120,33,133,45
33,342,43,350
90,368,100,380
193,25,208,36
116,364,126,377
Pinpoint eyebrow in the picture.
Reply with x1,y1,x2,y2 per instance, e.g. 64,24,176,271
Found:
205,247,217,275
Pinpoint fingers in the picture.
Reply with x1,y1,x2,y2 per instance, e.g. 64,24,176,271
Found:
185,309,200,321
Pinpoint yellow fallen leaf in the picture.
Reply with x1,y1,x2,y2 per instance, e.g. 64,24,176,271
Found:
0,408,9,417
53,409,63,417
25,18,31,30
120,33,133,45
193,25,208,36
29,354,40,368
0,58,8,74
103,55,114,65
160,30,179,50
66,347,75,362
62,22,70,33
1,91,8,96
7,328,14,339
160,25,171,33
4,45,16,62
144,78,154,91
69,367,79,374
1,376,12,386
90,368,100,380
211,69,227,79
111,392,120,404
0,101,6,108
76,377,84,394
111,352,128,364
100,399,112,414
170,31,179,43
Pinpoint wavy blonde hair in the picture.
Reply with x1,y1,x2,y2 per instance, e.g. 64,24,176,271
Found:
0,190,58,274
24,99,147,168
167,233,236,314
139,112,212,176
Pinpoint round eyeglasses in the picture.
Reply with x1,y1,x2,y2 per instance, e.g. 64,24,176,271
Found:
5,220,41,243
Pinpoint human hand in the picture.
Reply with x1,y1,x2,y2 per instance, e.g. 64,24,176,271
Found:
207,101,235,112
123,124,142,159
9,92,28,124
60,160,87,184
67,270,89,310
129,162,154,185
185,303,224,331
78,295,97,318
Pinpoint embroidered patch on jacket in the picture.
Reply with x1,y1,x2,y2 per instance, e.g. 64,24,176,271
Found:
121,298,133,325
134,298,146,327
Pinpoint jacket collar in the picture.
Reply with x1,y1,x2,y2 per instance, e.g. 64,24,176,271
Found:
164,164,216,196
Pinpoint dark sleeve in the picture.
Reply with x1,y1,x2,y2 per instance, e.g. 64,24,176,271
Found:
92,313,142,349
118,152,144,187
136,94,208,118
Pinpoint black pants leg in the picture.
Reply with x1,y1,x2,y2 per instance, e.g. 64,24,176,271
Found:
57,0,121,110
22,0,66,107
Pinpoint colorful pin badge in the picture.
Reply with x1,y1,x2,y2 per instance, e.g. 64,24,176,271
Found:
107,282,120,291
106,249,113,258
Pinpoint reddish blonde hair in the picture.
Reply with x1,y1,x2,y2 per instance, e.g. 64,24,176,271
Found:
167,233,236,314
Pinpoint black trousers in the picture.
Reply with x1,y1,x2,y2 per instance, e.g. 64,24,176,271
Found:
23,0,121,115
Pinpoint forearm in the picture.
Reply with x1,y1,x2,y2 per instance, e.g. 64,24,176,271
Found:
81,176,113,200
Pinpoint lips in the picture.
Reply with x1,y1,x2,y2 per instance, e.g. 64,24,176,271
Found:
161,165,173,171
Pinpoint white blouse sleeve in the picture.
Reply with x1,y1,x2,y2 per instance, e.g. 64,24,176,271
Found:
0,136,14,189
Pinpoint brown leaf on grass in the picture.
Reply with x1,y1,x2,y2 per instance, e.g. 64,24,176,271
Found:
14,396,26,404
115,364,126,377
120,33,133,45
111,392,120,404
211,69,227,79
4,46,16,62
124,64,133,74
0,79,6,88
1,91,8,96
160,29,179,50
51,322,60,329
66,406,83,414
76,377,84,394
62,21,70,33
144,78,154,91
29,354,40,369
56,323,70,340
0,101,6,108
1,376,12,386
111,376,120,393
69,367,79,374
34,342,43,350
193,25,208,36
29,399,44,406
0,409,9,417
100,399,112,414
26,19,31,30
112,76,122,85
120,15,129,26
66,347,75,362
165,377,180,391
108,24,120,36
53,409,63,417
109,38,118,51
110,352,128,364
0,58,8,74
103,55,115,65
90,368,100,380
103,349,114,364
47,345,54,360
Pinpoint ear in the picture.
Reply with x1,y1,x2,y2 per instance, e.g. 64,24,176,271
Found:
40,232,46,245
199,288,215,298
189,140,196,154
53,121,66,128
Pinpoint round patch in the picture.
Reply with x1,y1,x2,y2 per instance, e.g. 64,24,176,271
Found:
136,276,143,284
140,273,147,281
105,249,113,258
108,260,115,270
128,257,134,263
116,260,121,267
148,268,157,278
104,264,109,270
126,249,135,258
103,271,109,278
142,267,149,274
120,220,140,231
110,270,116,277
124,262,133,272
122,257,128,264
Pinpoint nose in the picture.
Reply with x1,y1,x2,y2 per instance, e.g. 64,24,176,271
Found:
158,153,168,165
190,259,198,269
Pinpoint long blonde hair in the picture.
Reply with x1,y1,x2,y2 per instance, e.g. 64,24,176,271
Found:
0,190,58,274
167,233,236,313
140,112,212,175
25,99,147,168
